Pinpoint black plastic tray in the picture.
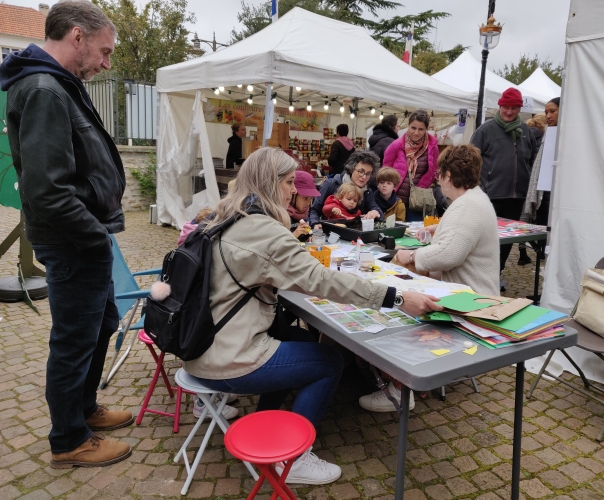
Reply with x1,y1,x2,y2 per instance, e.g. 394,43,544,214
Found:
321,219,407,243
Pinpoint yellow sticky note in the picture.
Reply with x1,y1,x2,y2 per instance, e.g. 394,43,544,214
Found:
464,346,478,355
430,349,450,356
384,270,399,275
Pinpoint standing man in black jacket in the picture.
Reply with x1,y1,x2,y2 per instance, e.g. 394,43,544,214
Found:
0,0,133,468
471,88,537,280
368,115,399,165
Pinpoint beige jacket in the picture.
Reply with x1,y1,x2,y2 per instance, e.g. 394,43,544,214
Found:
184,214,388,379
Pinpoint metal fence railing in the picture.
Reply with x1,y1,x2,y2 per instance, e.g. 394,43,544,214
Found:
84,76,157,146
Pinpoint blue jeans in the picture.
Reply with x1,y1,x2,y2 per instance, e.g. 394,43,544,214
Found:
196,341,344,426
33,242,119,453
405,205,426,222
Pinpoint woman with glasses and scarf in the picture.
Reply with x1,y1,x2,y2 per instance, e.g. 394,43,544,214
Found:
382,110,440,221
309,151,383,227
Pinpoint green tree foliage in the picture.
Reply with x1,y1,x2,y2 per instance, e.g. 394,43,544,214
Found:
230,0,448,59
94,0,196,81
496,54,563,86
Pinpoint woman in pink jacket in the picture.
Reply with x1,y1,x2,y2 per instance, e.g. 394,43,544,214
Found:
382,110,439,221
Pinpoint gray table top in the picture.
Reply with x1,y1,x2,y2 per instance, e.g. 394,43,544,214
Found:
279,290,577,391
498,231,547,245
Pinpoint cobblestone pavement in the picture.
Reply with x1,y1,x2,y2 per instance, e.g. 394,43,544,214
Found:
1,207,603,500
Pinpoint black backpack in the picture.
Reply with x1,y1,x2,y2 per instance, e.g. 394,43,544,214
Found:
143,213,262,361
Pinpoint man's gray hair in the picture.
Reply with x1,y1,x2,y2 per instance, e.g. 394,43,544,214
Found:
344,150,380,175
46,0,116,41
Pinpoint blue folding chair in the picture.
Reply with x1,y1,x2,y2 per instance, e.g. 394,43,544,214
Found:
100,235,162,388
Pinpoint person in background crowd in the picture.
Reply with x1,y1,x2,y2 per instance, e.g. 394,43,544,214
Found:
382,110,439,221
289,170,321,240
368,115,399,165
322,183,363,220
0,0,133,468
470,88,538,289
225,123,246,169
518,113,547,265
327,124,355,176
523,97,560,277
309,151,382,227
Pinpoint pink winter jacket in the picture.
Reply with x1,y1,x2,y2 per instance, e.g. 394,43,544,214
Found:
382,133,439,191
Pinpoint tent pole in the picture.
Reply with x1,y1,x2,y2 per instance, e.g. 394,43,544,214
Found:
262,82,274,147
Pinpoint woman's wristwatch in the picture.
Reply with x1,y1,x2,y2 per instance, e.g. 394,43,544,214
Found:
409,251,415,264
394,290,405,307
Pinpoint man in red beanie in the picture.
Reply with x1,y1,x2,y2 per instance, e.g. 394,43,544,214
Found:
471,88,537,289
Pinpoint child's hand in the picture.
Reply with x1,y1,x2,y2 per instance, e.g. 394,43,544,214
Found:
332,208,342,217
363,210,380,219
293,220,311,239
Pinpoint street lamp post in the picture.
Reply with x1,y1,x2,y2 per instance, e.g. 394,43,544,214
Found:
475,1,502,128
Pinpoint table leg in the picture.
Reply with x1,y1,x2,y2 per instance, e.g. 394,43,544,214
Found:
533,248,541,304
395,385,411,499
511,361,525,500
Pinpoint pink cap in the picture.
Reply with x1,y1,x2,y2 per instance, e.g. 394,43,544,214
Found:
294,170,320,197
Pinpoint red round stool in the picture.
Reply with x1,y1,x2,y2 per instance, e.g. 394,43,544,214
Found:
224,410,315,500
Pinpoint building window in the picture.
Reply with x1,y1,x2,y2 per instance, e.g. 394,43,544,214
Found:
2,47,19,61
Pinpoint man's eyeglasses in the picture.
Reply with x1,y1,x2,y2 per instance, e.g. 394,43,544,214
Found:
353,168,372,178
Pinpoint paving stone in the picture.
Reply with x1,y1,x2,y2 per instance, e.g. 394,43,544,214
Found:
558,462,596,483
358,478,385,497
432,461,459,479
424,484,453,500
538,470,573,489
453,456,478,473
473,448,502,465
410,466,437,483
445,477,477,496
330,482,360,499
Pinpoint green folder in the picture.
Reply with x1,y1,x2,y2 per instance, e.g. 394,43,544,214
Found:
439,292,506,313
420,311,453,322
478,305,551,332
394,236,429,247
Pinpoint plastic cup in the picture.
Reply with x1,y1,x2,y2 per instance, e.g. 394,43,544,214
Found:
361,219,375,232
340,261,357,273
313,230,326,246
418,229,432,244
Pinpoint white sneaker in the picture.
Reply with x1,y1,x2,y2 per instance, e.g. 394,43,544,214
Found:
277,447,341,485
358,381,415,412
193,397,239,420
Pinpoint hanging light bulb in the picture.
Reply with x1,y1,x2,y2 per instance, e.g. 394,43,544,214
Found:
350,112,355,119
247,95,253,104
237,84,243,88
306,102,312,111
213,88,220,95
370,107,375,114
379,112,384,120
289,103,294,112
218,86,224,92
272,97,277,104
324,101,329,110
296,86,302,91
247,84,254,91
339,105,345,113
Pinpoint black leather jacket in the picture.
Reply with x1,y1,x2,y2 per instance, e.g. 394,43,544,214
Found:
5,73,126,251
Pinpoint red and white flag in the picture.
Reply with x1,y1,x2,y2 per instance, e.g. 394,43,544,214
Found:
403,22,414,65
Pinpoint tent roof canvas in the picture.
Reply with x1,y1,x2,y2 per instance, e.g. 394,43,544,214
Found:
156,7,476,114
432,50,550,112
519,68,561,100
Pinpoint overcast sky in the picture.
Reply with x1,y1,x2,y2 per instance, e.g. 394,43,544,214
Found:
18,0,571,71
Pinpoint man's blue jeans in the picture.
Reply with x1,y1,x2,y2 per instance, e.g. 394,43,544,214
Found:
33,242,119,453
196,341,344,426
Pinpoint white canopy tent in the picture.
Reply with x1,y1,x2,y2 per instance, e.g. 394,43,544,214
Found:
537,0,604,384
519,68,561,100
155,8,478,227
432,50,551,115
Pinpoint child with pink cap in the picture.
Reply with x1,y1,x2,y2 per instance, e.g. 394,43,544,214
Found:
288,170,321,240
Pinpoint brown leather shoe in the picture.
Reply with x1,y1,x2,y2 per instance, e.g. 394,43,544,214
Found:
85,404,134,431
50,434,131,469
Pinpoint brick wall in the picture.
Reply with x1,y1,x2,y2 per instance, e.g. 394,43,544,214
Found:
118,145,156,212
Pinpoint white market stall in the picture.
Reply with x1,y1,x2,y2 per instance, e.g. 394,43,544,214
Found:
432,50,551,116
519,68,561,100
538,0,604,384
155,7,477,228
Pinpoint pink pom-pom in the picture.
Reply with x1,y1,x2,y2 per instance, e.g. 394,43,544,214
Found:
150,281,171,301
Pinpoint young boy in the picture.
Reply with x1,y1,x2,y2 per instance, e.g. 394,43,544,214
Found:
374,167,406,221
322,182,363,219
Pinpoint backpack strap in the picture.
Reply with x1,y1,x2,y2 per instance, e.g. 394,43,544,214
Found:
213,285,260,334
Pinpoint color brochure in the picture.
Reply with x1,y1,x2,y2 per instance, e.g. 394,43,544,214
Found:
306,297,419,334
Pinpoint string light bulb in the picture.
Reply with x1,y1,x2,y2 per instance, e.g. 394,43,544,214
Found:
289,103,294,112
247,84,254,91
237,84,242,88
324,101,329,110
213,88,220,95
306,102,312,111
218,86,224,92
370,107,375,114
350,112,355,119
379,112,384,120
247,95,253,104
339,105,345,113
296,86,302,91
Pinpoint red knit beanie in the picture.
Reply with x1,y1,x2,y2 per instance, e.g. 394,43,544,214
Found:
498,88,524,107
